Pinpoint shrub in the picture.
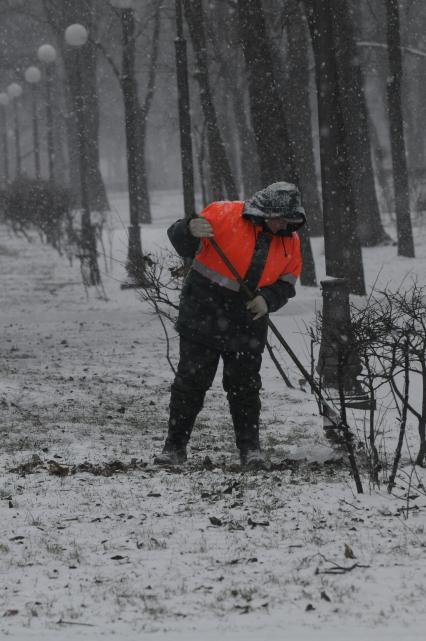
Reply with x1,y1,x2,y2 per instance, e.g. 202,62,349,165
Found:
1,177,76,255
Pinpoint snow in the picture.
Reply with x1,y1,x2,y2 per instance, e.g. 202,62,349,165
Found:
1,191,426,640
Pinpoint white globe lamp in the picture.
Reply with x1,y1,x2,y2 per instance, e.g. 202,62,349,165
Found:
65,24,89,48
25,66,42,84
37,44,57,64
7,83,23,99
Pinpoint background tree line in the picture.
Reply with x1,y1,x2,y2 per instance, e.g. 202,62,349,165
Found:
0,0,425,292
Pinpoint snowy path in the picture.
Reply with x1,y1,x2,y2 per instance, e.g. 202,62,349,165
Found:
1,199,426,640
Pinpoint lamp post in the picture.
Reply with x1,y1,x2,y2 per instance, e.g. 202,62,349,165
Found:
0,92,9,186
65,23,100,287
37,44,57,182
111,0,149,287
24,66,42,180
7,82,23,177
174,0,195,221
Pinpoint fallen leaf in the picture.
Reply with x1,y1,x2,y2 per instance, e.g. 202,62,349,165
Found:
344,543,355,559
248,517,269,528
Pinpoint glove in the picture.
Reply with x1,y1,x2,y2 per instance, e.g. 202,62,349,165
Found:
189,217,214,238
246,295,269,320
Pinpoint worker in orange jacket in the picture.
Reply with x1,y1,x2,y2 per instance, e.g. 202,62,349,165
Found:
155,182,306,468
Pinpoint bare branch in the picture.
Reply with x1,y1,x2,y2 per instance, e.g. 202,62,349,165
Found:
357,40,426,60
93,37,122,83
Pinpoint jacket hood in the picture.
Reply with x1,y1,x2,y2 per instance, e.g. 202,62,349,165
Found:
243,181,307,234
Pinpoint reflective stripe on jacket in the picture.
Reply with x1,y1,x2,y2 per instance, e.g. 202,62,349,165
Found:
193,201,302,290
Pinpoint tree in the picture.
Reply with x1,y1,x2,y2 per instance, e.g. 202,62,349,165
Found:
303,0,366,295
331,0,389,247
98,1,162,224
205,1,261,197
134,1,161,224
238,0,316,287
385,0,415,257
267,0,323,236
182,0,238,201
404,1,426,213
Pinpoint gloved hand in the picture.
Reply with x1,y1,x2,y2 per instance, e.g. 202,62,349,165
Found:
246,295,268,320
189,217,214,238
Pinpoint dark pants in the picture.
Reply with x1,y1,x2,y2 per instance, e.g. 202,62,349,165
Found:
166,336,262,453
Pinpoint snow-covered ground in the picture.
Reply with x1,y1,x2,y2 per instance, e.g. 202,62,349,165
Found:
1,191,426,640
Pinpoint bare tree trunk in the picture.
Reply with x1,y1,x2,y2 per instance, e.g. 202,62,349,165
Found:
368,114,395,217
230,88,261,197
331,0,388,247
237,0,293,184
406,54,426,212
303,0,366,295
206,2,261,197
385,0,415,257
136,115,151,223
183,0,238,200
275,0,323,236
237,0,317,287
134,0,163,224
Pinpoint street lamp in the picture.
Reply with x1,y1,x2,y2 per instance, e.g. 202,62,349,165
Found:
37,44,57,182
65,23,100,287
7,82,23,177
174,0,195,221
110,0,149,287
0,92,10,186
24,66,42,180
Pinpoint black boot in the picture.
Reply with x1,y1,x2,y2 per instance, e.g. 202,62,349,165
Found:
240,447,270,470
154,441,187,466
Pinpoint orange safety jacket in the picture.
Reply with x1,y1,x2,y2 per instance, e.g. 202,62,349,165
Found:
192,201,302,291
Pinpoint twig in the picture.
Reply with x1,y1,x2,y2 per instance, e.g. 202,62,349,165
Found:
265,342,293,389
388,341,410,493
315,553,370,575
357,40,426,60
57,619,95,627
337,352,363,494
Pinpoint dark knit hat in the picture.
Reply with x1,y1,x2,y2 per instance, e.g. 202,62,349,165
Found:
243,182,306,227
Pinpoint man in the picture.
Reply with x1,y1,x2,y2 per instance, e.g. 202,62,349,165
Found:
155,182,306,468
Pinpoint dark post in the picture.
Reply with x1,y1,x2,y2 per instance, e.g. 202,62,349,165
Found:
175,0,195,220
0,103,9,185
65,24,101,287
31,85,41,180
74,48,101,286
37,45,57,182
13,107,21,177
317,278,362,392
45,64,55,182
120,6,149,287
